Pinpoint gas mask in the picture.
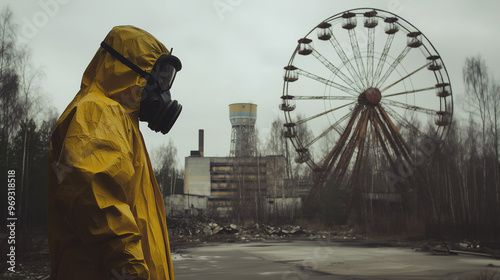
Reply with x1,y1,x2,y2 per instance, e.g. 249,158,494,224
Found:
100,41,182,134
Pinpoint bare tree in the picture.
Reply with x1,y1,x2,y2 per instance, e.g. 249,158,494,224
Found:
0,7,22,154
151,138,182,197
16,47,45,223
263,117,286,155
462,57,490,200
463,57,490,138
0,6,16,83
462,56,500,222
487,81,500,208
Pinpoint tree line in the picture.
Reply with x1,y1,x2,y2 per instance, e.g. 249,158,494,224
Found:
0,7,58,249
313,56,500,240
420,56,500,240
393,56,499,240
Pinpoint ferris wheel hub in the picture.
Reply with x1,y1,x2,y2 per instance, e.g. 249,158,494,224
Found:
362,87,382,105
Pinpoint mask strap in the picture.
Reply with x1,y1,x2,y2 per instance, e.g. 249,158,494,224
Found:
100,41,150,79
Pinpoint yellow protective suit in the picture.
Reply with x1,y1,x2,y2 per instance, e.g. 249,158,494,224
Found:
47,26,175,280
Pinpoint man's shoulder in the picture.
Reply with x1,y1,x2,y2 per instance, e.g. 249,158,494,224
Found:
77,92,128,114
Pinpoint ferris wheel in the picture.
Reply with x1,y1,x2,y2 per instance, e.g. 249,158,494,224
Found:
280,8,453,213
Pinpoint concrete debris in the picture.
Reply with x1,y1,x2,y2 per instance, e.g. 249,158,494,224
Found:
165,215,360,246
167,215,305,238
430,241,500,259
166,215,500,261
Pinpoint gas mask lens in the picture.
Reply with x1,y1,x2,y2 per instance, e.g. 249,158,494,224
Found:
158,64,177,91
152,55,181,91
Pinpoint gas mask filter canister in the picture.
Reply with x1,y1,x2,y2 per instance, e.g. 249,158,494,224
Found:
100,41,182,134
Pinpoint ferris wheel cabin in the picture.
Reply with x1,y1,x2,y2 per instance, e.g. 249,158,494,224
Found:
384,17,399,34
436,111,451,126
316,22,332,41
341,12,357,30
283,65,298,82
436,83,451,98
407,32,423,48
280,95,296,112
298,38,313,55
363,10,378,28
427,55,443,71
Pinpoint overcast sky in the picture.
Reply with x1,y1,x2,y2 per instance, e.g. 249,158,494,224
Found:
5,0,500,167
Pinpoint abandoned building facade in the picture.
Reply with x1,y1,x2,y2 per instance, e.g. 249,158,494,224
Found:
164,104,304,220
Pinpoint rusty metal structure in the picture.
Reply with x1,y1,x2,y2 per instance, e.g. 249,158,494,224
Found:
281,8,453,219
229,103,258,157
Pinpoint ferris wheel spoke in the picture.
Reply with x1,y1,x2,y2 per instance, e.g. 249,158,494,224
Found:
291,95,357,101
333,108,371,179
296,68,360,96
296,101,355,125
327,34,365,90
381,63,431,93
310,48,363,92
304,110,354,149
371,111,400,169
372,109,397,153
366,27,376,86
383,105,429,139
377,106,412,160
321,107,363,170
348,107,371,182
376,46,411,88
375,106,412,162
373,33,395,85
383,85,437,98
381,99,438,116
348,28,368,88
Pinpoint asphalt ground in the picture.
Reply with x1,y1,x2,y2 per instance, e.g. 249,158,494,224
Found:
172,240,500,280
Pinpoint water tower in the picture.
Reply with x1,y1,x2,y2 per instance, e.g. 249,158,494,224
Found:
229,103,257,157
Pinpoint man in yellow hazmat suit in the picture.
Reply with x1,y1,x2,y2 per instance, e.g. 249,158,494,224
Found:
47,25,182,280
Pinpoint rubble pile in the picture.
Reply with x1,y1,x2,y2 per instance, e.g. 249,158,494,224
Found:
428,241,500,259
166,215,500,259
166,215,360,247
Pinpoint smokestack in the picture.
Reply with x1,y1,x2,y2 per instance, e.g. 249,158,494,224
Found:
199,129,204,157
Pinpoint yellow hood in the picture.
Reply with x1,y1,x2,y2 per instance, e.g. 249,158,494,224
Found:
47,26,175,280
65,25,170,117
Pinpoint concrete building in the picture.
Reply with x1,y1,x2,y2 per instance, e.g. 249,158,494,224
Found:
181,150,293,216
164,194,207,216
167,128,303,219
165,103,304,219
